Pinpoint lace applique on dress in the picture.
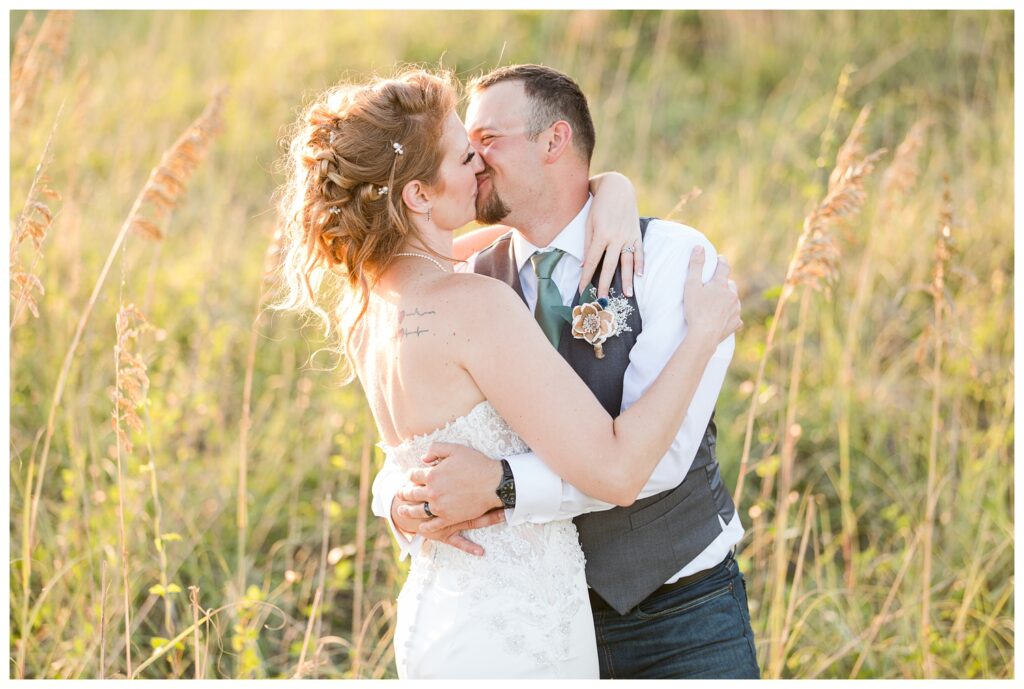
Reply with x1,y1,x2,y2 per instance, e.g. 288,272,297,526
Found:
381,401,591,676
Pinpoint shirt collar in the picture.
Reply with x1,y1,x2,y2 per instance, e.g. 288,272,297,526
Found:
511,194,593,275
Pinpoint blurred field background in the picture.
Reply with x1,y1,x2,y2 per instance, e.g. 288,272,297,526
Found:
8,9,1013,679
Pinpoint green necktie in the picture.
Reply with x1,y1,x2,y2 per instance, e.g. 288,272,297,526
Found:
530,249,566,348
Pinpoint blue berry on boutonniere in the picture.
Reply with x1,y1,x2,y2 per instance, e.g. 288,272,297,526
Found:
597,297,610,308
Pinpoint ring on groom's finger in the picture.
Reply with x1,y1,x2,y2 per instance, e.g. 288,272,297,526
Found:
423,502,435,519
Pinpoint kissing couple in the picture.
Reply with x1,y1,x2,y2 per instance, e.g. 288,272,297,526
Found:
276,63,759,679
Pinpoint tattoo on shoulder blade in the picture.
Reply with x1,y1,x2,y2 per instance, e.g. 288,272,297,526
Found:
398,307,436,323
396,326,430,339
395,305,435,339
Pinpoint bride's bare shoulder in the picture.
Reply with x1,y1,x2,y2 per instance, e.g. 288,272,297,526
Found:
431,272,530,323
434,271,516,297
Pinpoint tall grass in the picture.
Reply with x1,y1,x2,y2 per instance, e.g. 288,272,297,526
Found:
9,9,1013,679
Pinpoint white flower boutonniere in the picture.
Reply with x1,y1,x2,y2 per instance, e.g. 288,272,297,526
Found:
564,287,634,359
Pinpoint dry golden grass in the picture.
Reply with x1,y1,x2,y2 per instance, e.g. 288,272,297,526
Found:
9,104,63,328
919,181,956,675
14,86,228,679
10,10,74,123
9,10,1013,680
734,107,886,508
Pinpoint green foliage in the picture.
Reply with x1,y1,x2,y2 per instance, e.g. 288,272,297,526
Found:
9,8,1013,680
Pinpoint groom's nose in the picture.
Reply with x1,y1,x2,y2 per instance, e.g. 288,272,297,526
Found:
470,149,485,173
469,138,486,159
477,158,496,179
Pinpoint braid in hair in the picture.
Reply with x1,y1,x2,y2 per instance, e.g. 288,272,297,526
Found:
273,68,457,381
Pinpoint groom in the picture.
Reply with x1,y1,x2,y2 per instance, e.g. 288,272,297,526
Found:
377,64,759,679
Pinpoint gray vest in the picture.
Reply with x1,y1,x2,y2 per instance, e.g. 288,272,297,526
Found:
474,218,737,615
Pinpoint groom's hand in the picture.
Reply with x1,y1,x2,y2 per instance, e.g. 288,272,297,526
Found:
391,494,505,557
395,441,503,523
418,509,507,557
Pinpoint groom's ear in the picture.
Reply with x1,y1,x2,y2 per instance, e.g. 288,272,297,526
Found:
542,120,574,163
401,179,431,214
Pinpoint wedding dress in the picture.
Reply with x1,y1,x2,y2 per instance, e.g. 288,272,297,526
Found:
379,400,598,679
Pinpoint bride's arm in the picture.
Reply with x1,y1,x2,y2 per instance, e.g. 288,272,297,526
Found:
584,172,644,298
417,248,736,507
452,224,511,260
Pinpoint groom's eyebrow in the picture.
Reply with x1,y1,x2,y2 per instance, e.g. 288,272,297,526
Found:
469,122,499,137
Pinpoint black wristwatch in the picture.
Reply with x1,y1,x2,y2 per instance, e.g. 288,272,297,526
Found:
495,459,516,509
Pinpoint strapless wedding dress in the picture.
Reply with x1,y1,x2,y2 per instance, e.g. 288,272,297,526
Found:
379,400,598,679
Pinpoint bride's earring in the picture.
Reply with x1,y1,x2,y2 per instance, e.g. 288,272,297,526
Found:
427,208,432,223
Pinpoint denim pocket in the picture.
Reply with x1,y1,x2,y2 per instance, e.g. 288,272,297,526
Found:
731,572,760,672
635,580,734,620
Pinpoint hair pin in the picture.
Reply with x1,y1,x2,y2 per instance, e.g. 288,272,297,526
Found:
378,185,389,197
328,207,341,215
392,142,404,155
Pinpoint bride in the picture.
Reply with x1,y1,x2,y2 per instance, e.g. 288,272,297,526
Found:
276,69,740,678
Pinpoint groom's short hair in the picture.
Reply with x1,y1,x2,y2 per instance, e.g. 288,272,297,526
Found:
469,64,595,163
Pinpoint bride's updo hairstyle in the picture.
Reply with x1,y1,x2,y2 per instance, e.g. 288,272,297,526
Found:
275,69,457,373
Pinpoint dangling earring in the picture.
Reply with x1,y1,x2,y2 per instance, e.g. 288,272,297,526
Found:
427,208,432,223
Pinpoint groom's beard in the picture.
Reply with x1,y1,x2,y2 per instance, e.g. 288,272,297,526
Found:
475,172,512,224
476,190,511,224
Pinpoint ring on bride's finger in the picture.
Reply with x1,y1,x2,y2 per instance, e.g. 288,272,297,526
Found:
620,245,636,254
423,502,435,518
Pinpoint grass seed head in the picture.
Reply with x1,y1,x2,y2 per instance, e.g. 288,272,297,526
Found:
126,88,227,241
881,119,929,207
10,11,74,122
112,304,151,455
787,108,886,297
932,180,955,302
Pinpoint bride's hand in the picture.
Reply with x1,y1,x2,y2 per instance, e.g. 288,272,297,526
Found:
684,246,742,345
585,172,644,299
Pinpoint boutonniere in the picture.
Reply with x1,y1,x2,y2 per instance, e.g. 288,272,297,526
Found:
552,284,634,359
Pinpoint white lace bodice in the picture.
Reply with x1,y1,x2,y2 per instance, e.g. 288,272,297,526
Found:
380,401,591,674
378,400,532,472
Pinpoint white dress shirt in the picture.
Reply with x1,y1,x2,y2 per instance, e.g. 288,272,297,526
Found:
372,196,744,578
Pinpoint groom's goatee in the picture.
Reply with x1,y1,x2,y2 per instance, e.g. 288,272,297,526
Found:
476,182,511,224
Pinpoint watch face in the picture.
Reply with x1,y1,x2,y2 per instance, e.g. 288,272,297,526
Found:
497,481,515,507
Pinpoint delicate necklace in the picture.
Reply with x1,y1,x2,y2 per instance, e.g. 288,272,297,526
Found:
394,252,450,273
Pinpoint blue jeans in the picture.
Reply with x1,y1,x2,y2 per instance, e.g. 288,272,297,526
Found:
590,552,760,679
